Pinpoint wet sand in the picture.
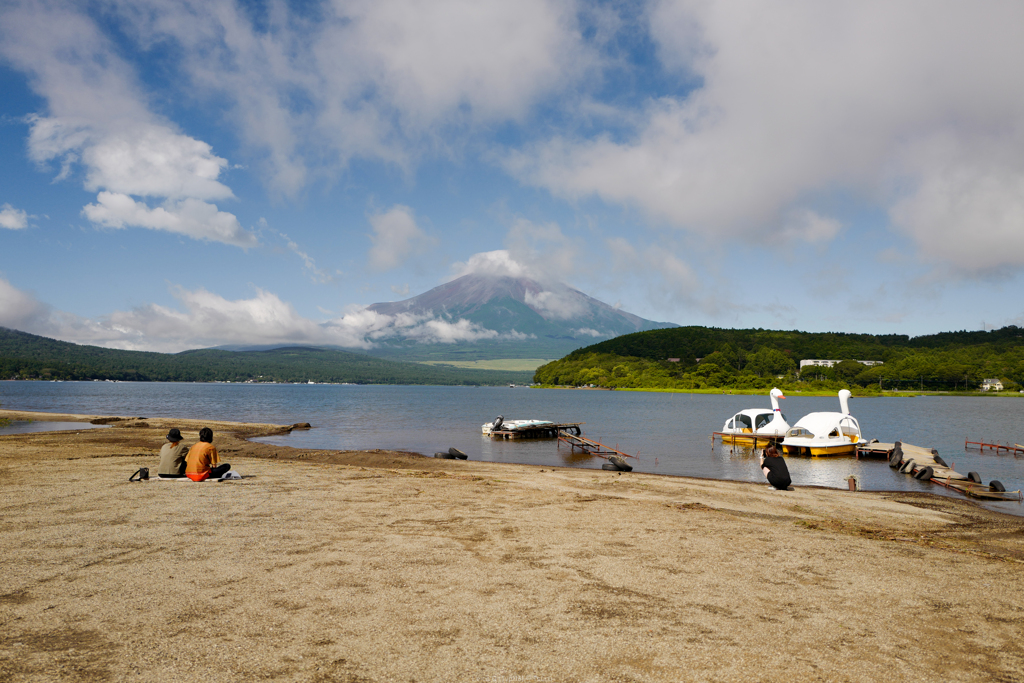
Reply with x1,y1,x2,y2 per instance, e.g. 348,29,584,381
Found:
1,409,1023,682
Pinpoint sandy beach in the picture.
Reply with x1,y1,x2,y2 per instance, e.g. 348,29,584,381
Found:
1,409,1022,682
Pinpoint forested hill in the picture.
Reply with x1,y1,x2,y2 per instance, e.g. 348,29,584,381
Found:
568,326,1024,363
0,327,533,385
534,325,1024,392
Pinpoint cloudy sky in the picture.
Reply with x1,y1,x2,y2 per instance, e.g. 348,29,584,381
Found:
2,0,1024,353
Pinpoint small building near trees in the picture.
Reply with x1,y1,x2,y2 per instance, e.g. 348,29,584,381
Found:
981,378,1004,391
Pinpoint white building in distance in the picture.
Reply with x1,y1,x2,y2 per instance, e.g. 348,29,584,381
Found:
799,359,884,370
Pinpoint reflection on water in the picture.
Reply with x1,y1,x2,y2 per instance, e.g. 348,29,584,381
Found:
0,420,109,436
1,381,1021,514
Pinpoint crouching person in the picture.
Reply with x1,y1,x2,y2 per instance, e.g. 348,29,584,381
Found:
760,446,791,491
157,428,189,478
185,427,230,482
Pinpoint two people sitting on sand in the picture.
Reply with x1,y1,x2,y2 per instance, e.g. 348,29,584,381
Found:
157,428,189,479
760,446,792,491
185,427,231,482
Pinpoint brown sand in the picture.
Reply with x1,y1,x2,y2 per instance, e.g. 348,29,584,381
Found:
1,409,1023,682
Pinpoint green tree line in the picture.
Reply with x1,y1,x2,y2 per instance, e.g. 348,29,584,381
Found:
534,326,1024,393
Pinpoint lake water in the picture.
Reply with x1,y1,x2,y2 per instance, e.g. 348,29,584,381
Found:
2,381,1022,514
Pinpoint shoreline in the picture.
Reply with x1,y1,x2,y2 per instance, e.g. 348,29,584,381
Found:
2,411,1024,681
3,408,1022,515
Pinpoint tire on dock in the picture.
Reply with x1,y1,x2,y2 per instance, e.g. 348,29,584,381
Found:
968,471,982,483
932,453,948,468
889,442,904,468
990,480,1006,492
914,466,934,480
607,455,633,472
601,463,620,471
899,459,916,474
448,447,468,460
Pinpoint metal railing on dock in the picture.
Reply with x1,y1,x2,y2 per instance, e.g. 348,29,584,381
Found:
965,438,1024,456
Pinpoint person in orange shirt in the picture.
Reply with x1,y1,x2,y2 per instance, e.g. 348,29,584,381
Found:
185,427,231,481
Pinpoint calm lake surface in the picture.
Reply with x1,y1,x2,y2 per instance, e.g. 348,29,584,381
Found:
3,381,1022,514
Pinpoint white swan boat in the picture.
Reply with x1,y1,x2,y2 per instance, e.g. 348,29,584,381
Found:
481,416,555,435
718,388,790,444
780,389,865,456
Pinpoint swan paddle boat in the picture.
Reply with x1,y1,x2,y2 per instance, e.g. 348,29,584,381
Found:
718,387,790,445
780,389,865,456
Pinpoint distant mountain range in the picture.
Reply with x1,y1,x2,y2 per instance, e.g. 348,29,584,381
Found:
356,273,677,361
0,327,533,385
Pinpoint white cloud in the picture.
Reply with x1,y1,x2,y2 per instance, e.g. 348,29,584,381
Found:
607,237,709,313
367,205,434,271
451,217,579,283
0,277,50,329
0,276,528,352
82,192,256,248
507,1,1024,272
0,3,254,247
779,209,842,244
503,218,580,280
98,0,593,192
451,249,531,279
278,232,335,284
78,125,233,201
0,204,29,230
347,0,585,123
402,318,499,344
102,287,321,350
890,166,1024,273
524,289,588,320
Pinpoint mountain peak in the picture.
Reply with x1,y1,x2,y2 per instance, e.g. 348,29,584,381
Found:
367,273,675,342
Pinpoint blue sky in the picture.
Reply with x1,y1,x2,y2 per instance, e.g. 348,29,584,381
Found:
2,0,1023,353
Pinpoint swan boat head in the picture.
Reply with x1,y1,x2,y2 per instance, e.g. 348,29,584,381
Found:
722,387,791,436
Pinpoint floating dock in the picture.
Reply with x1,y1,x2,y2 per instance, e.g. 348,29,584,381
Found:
487,422,583,440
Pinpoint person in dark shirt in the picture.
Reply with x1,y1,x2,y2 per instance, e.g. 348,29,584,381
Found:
760,446,792,490
157,428,189,478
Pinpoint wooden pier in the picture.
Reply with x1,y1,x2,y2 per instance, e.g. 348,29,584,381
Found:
487,422,583,440
887,441,1021,502
557,432,637,460
965,438,1024,455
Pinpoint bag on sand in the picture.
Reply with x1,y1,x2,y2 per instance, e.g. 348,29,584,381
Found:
128,467,150,482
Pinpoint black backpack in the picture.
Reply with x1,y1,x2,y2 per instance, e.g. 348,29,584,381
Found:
128,467,150,482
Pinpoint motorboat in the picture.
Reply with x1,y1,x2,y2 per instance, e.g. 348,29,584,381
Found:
481,416,555,435
780,389,865,456
718,387,790,444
